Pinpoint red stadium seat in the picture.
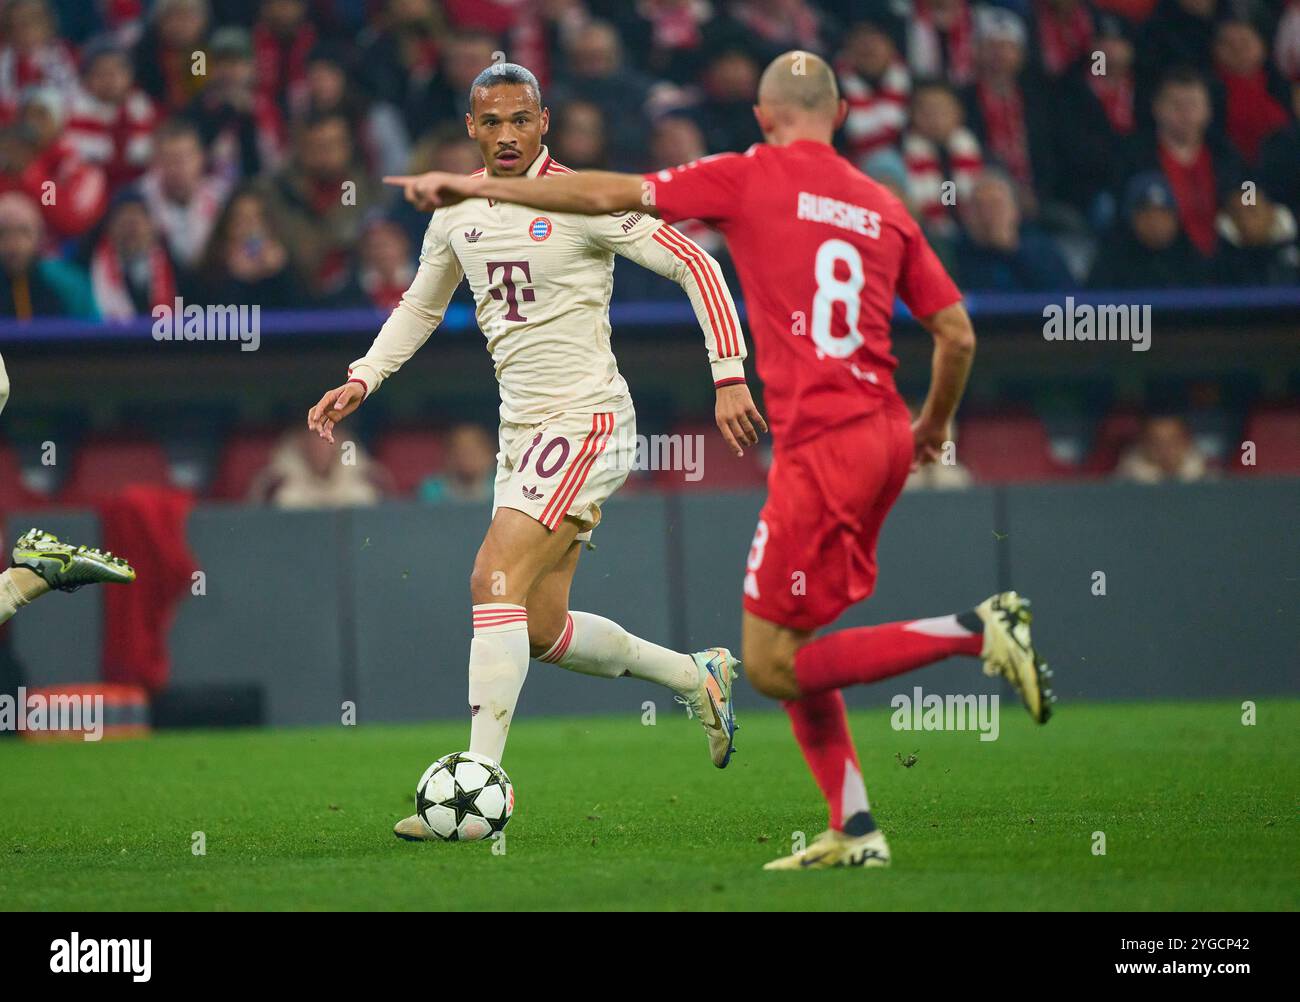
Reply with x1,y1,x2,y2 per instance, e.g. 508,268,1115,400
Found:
653,421,768,491
58,437,174,504
1237,407,1300,474
375,428,446,497
957,414,1073,483
207,430,280,501
0,441,41,510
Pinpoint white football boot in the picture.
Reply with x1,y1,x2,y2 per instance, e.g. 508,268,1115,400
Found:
680,647,740,768
393,814,438,841
763,827,892,871
974,591,1054,723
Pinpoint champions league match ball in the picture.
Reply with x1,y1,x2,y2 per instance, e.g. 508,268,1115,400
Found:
416,752,514,841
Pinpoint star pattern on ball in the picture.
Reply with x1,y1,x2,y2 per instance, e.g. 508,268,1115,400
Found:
415,782,438,825
446,777,485,828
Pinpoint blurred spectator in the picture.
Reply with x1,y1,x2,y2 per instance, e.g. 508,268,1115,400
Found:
358,0,446,135
413,129,482,176
648,113,723,254
251,427,390,508
0,0,80,122
694,47,764,155
137,117,231,273
1052,13,1136,216
1089,171,1209,288
199,186,303,306
417,28,497,133
1087,15,1136,137
1115,415,1209,484
252,0,317,115
1214,188,1300,286
863,147,913,208
963,5,1055,217
391,125,480,252
184,26,285,183
297,42,409,177
1137,0,1221,102
600,0,712,83
907,0,976,87
550,99,608,169
1258,81,1300,218
552,20,654,166
1211,18,1291,167
1028,0,1094,81
339,216,414,310
0,86,109,238
133,0,211,113
0,190,94,318
89,190,180,319
65,40,159,189
902,79,982,237
494,0,592,90
418,423,495,503
649,111,706,170
1124,68,1244,261
956,170,1075,291
258,110,384,297
835,16,910,170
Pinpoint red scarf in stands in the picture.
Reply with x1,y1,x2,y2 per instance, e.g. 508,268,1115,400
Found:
1035,0,1094,77
90,240,177,320
253,24,317,107
1218,68,1291,164
978,82,1032,186
1158,143,1218,256
1087,70,1135,134
913,0,975,85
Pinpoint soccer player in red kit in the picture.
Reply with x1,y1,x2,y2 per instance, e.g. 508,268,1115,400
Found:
388,50,1053,870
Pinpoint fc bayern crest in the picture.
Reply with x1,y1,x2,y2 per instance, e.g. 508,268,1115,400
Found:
529,217,553,241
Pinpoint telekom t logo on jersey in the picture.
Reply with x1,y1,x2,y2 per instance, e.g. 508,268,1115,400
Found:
487,261,535,322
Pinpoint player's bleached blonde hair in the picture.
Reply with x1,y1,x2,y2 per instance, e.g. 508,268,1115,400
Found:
757,50,840,116
468,62,543,113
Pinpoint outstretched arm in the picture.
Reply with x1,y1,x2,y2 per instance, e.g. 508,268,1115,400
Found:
385,170,652,217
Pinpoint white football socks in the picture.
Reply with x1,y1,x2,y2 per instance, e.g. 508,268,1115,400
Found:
0,567,46,626
538,611,699,695
467,604,531,764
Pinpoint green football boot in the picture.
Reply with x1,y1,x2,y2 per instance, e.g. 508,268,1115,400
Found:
11,528,136,592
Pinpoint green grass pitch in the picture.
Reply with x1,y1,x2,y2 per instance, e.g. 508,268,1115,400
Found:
1,700,1296,911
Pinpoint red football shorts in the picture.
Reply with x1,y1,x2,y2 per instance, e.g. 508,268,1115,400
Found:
743,403,914,631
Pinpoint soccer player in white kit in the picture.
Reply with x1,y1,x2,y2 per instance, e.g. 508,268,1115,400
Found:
305,64,767,842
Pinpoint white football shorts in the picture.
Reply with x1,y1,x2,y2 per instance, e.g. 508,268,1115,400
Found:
492,398,636,540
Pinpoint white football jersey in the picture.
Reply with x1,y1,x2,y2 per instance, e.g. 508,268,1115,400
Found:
348,147,746,424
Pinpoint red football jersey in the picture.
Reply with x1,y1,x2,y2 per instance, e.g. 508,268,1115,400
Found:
646,140,962,447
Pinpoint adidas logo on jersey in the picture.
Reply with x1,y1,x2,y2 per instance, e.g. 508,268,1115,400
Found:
522,484,545,501
465,228,483,243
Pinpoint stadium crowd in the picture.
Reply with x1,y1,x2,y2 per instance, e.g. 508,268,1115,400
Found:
0,0,1296,323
